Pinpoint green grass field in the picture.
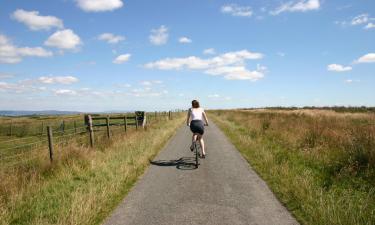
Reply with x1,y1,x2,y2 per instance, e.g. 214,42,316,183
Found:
209,109,375,225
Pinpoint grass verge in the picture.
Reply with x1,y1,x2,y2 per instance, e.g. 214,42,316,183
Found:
0,115,184,225
209,110,375,225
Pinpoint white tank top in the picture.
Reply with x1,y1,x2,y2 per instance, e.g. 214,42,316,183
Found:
190,108,204,121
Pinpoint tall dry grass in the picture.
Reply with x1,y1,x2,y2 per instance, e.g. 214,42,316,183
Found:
210,109,375,225
0,114,184,225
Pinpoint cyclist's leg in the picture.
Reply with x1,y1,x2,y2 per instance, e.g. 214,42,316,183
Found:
197,134,205,156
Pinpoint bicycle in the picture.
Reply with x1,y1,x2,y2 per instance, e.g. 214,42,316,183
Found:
192,139,201,168
190,124,208,168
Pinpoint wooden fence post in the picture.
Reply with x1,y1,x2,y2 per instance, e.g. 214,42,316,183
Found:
87,115,94,148
155,111,157,120
41,122,44,135
47,126,54,162
124,116,127,132
106,116,110,139
74,121,77,134
168,111,171,120
62,120,65,133
135,116,139,131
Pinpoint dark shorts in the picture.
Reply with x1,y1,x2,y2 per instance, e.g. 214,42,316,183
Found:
190,120,204,135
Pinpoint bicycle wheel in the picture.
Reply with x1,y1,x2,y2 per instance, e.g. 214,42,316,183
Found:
195,142,199,168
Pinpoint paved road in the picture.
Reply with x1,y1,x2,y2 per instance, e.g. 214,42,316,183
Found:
103,122,299,225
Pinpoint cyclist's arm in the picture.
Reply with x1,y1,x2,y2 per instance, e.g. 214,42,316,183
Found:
202,111,209,126
186,109,191,126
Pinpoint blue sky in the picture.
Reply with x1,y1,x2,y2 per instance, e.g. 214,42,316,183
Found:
0,0,374,111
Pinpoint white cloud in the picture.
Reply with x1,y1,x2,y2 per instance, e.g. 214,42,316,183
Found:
203,48,216,55
11,9,63,31
355,53,375,63
344,79,360,84
178,37,192,44
0,79,44,93
145,50,263,70
208,94,232,101
337,14,375,29
115,83,131,88
365,23,375,29
75,0,123,12
351,14,369,25
38,76,79,84
145,50,265,81
129,84,168,97
44,29,81,50
221,4,253,17
205,66,264,81
0,34,52,64
327,64,352,72
140,80,163,86
149,25,168,46
98,33,125,44
270,0,320,15
141,81,152,86
113,54,131,64
208,94,220,98
55,89,77,96
277,52,286,57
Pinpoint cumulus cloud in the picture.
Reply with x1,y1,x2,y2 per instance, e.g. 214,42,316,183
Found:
327,64,352,72
203,48,216,55
44,29,82,50
98,33,125,44
0,34,52,64
75,0,123,12
113,54,131,64
178,37,192,44
38,76,79,84
149,25,168,45
270,0,320,15
205,66,265,80
11,9,63,31
145,50,265,81
355,53,375,63
221,4,253,17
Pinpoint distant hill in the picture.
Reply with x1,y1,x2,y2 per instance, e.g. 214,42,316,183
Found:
0,110,81,116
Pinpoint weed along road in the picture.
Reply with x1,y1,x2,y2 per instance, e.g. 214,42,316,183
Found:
103,122,299,225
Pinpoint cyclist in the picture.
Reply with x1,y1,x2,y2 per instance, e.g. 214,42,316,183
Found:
186,100,209,158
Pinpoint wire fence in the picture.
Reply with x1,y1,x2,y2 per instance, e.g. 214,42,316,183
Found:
0,111,184,170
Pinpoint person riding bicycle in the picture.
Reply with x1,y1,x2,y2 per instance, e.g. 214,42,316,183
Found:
186,100,209,158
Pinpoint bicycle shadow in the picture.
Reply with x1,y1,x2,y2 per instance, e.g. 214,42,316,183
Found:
150,157,197,170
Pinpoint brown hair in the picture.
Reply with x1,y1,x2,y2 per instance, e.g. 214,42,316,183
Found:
192,100,200,108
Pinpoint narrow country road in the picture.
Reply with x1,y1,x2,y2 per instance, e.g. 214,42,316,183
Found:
103,122,299,225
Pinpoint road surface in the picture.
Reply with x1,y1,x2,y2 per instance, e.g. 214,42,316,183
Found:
103,122,299,225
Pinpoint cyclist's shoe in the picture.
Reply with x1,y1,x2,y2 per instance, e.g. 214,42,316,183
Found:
202,154,206,158
190,144,194,151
